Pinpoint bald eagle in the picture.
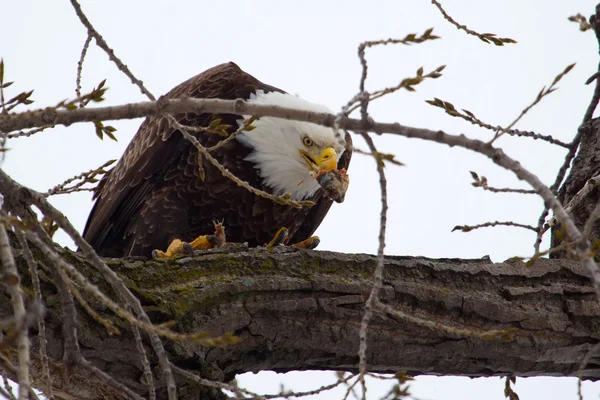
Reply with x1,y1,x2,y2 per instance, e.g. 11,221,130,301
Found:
82,62,352,258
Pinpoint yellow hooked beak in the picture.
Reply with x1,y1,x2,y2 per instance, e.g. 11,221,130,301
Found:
301,147,338,172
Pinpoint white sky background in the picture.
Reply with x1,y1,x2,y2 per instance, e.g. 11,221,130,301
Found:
3,0,600,399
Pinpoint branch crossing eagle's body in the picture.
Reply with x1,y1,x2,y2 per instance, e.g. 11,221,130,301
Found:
83,63,352,257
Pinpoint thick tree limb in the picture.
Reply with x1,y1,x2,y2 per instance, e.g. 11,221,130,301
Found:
4,243,600,399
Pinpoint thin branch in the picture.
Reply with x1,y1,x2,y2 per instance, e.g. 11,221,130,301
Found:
15,232,53,400
0,97,587,239
349,64,444,118
79,357,144,400
583,63,600,122
430,0,516,45
357,133,388,400
565,173,600,216
5,125,54,139
491,63,576,143
469,171,536,194
206,116,256,152
68,0,155,100
0,224,30,400
23,233,143,400
578,342,600,400
44,159,115,197
0,384,16,400
356,29,440,121
0,59,7,115
452,221,538,233
2,173,177,400
0,363,16,400
130,319,155,400
427,98,570,148
354,148,405,167
583,196,600,239
75,34,92,106
376,301,514,340
171,364,266,400
583,8,600,122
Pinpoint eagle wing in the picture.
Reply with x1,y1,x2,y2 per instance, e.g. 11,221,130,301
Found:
82,62,283,254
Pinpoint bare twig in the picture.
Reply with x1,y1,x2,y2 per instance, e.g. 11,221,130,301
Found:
0,224,30,400
3,174,177,400
23,233,143,400
583,10,600,122
584,196,600,239
75,34,93,106
5,125,54,139
68,0,155,100
0,59,7,115
564,173,600,217
469,171,536,194
79,357,144,400
356,29,440,120
491,63,576,143
0,97,588,242
15,232,53,400
354,148,404,167
427,98,570,148
44,159,115,197
206,116,256,152
171,364,266,400
130,320,155,400
376,301,515,340
348,65,445,116
578,342,600,400
357,133,388,400
0,384,16,400
452,221,537,233
430,0,516,45
0,98,587,241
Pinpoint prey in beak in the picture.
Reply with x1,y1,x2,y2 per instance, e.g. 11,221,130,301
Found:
301,147,337,172
315,168,349,203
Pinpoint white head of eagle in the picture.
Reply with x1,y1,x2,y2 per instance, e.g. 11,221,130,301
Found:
236,90,346,200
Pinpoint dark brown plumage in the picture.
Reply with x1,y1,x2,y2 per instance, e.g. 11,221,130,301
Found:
82,62,352,257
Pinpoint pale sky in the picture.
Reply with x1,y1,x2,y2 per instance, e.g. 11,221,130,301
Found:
3,0,600,399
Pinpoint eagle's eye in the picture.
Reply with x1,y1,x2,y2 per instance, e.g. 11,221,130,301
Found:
302,137,314,147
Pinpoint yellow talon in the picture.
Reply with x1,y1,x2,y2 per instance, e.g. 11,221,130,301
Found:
152,238,192,259
189,234,222,250
267,227,289,247
152,234,222,259
293,236,320,250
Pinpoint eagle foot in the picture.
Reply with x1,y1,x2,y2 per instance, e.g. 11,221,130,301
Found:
152,235,223,259
293,236,320,250
267,227,289,247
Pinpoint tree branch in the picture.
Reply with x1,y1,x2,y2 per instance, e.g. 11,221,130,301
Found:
4,242,600,400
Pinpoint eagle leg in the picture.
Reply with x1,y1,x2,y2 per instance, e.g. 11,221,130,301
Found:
189,234,223,250
292,236,320,250
152,221,226,259
151,238,193,259
152,235,222,259
266,227,289,247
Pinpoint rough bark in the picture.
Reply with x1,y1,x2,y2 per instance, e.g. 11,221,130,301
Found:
552,117,600,259
4,243,600,399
